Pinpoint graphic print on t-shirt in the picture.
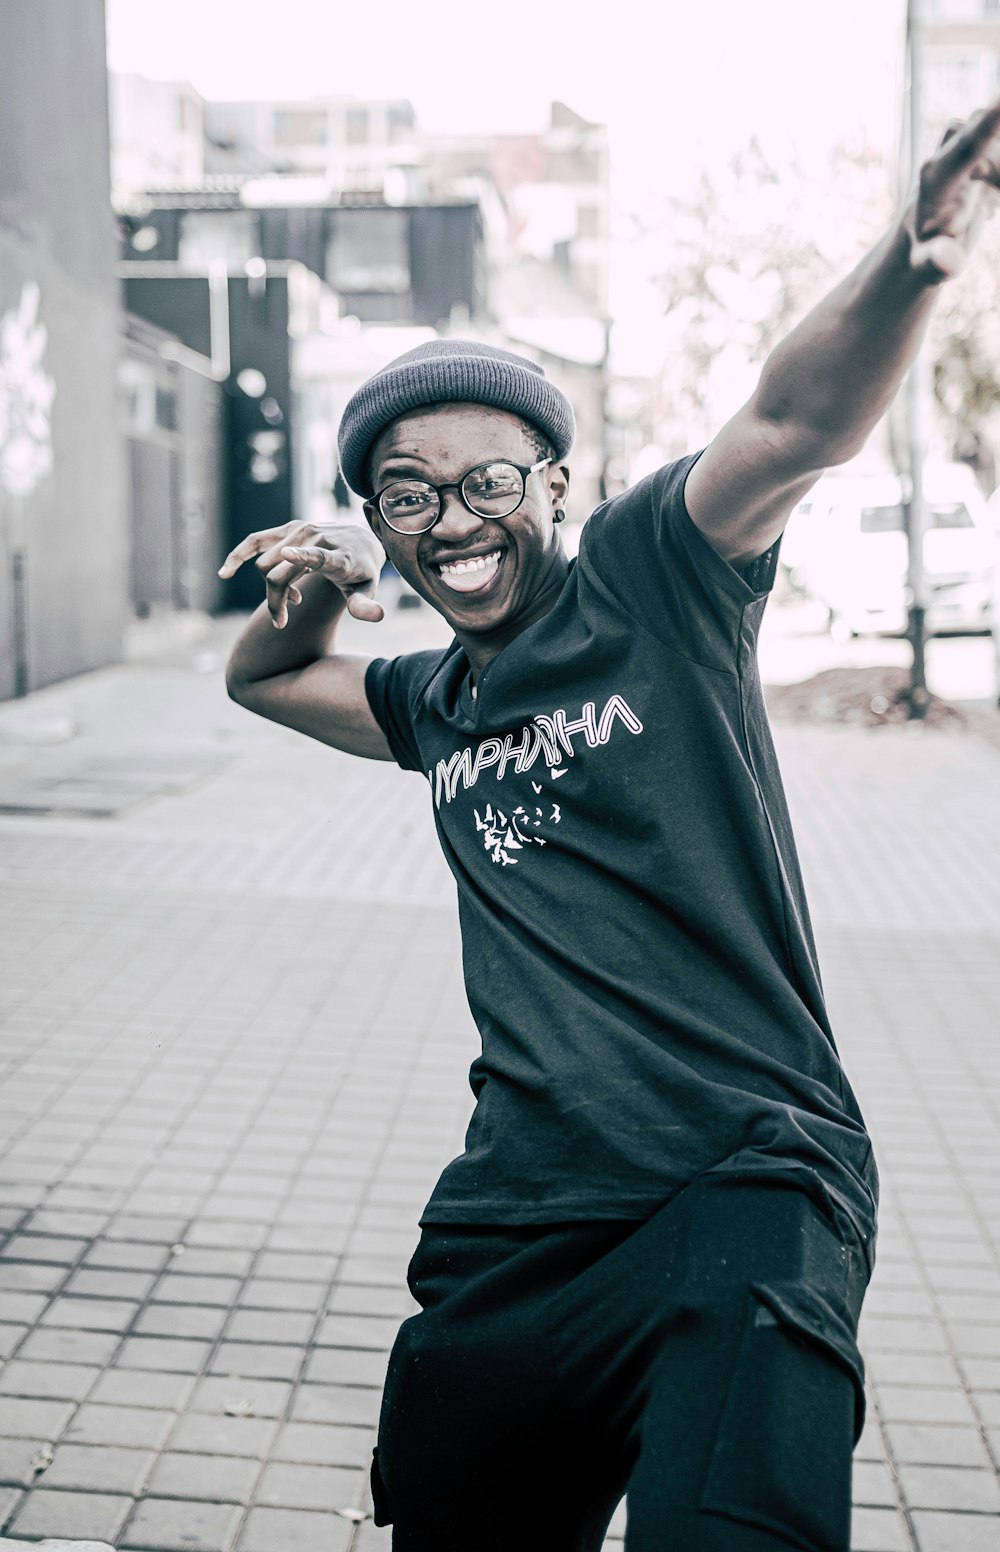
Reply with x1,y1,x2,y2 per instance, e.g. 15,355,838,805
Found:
430,692,643,867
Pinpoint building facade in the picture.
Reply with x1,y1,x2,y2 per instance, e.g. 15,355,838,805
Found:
0,0,127,698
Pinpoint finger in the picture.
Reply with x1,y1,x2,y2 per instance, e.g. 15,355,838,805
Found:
265,567,304,629
936,97,1000,181
288,584,302,606
937,118,964,152
910,231,970,281
279,545,338,571
345,590,385,622
219,528,288,578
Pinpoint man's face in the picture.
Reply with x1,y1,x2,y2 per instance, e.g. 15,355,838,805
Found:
364,404,570,650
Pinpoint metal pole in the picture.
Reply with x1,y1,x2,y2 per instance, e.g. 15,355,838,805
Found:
903,0,930,717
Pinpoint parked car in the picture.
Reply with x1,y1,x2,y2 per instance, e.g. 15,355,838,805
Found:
783,464,998,639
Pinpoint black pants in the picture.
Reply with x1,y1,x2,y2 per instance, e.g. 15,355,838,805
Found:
372,1177,871,1552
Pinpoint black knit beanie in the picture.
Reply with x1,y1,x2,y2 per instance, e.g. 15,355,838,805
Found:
337,338,576,497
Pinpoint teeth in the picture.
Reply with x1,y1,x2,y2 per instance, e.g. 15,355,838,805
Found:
436,549,503,594
439,550,501,576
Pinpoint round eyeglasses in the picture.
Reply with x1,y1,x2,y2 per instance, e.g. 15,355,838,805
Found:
375,458,552,535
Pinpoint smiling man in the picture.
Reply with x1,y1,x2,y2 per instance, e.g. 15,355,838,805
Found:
221,102,1000,1552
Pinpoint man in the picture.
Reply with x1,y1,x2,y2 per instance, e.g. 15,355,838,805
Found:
221,104,1000,1552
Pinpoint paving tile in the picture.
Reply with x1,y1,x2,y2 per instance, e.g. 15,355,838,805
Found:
1,1235,89,1263
159,1247,253,1278
884,1424,994,1469
240,1278,325,1311
865,1352,962,1388
117,1335,212,1372
253,1252,338,1282
909,1510,1000,1552
64,1402,177,1450
290,1384,381,1428
305,1347,388,1387
89,1368,197,1411
188,1376,292,1419
166,1413,277,1458
65,1267,157,1300
133,1303,229,1341
874,1386,977,1425
39,1295,139,1332
108,1215,189,1244
971,1391,1000,1425
28,1210,109,1238
120,1496,244,1552
0,1292,47,1324
7,1487,134,1540
896,1464,1000,1512
0,1262,65,1293
0,1397,75,1438
0,1436,49,1489
271,1421,373,1468
154,1273,243,1306
147,1449,261,1503
353,1522,392,1552
0,1323,28,1358
316,1313,399,1350
328,1284,413,1318
208,1343,302,1381
83,1239,172,1272
254,1460,364,1511
224,1308,315,1345
16,1326,120,1365
0,1482,24,1523
849,1504,912,1551
44,1442,156,1494
0,1359,99,1401
237,1506,353,1552
852,1460,897,1508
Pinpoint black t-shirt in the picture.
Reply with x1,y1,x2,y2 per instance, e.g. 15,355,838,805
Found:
365,454,879,1265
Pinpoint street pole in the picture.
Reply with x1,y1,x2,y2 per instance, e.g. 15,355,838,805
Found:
903,0,931,718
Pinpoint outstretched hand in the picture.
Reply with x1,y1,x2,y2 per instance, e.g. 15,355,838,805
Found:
219,520,385,629
908,95,1000,281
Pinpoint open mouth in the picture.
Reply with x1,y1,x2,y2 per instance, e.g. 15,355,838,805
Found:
433,548,505,596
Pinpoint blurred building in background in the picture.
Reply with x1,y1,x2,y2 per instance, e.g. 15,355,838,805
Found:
924,0,1000,131
111,77,612,580
0,0,127,699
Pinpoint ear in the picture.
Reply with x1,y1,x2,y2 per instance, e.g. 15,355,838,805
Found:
362,500,379,534
547,462,570,512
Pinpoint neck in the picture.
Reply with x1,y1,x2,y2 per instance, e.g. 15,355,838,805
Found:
459,552,570,681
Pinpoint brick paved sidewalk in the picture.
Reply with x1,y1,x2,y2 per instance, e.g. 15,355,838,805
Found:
0,607,997,1551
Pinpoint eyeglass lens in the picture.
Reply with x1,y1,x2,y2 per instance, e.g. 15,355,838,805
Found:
380,462,525,532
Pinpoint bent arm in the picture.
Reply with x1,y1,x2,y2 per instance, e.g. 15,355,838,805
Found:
226,572,393,760
684,221,935,566
686,98,1000,566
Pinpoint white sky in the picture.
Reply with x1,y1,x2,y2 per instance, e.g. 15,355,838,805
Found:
106,0,908,194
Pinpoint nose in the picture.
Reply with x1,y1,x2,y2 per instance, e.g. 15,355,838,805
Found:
433,486,485,543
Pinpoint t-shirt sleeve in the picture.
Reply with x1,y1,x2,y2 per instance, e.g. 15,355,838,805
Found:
580,451,782,669
364,653,433,774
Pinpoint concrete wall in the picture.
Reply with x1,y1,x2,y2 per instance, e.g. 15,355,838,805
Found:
0,1,126,697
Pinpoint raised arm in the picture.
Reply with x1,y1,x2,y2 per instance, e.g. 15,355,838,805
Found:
221,519,393,760
685,98,1000,566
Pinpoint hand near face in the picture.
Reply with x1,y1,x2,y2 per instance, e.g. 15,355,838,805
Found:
908,95,1000,281
219,520,385,629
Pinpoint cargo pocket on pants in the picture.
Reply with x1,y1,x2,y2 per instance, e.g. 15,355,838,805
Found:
699,1284,863,1552
371,1446,392,1527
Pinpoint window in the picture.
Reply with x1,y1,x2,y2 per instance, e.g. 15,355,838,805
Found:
327,208,409,292
346,107,369,146
860,505,904,533
179,211,256,272
274,109,328,147
930,503,973,528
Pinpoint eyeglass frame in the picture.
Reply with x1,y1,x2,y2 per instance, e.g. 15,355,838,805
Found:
373,457,553,535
